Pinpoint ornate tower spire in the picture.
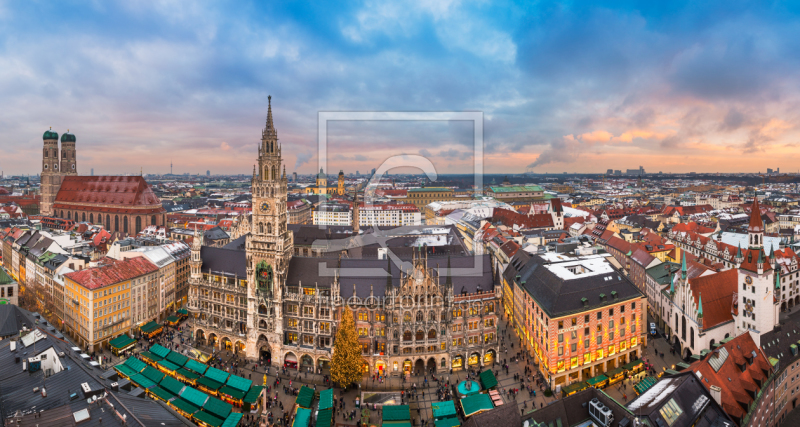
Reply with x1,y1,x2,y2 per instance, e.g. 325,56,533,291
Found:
265,95,275,134
680,252,687,280
697,293,703,318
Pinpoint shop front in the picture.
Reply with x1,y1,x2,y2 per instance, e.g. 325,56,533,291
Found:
468,353,480,367
284,353,298,369
403,359,412,373
109,334,136,357
483,350,494,365
451,355,464,370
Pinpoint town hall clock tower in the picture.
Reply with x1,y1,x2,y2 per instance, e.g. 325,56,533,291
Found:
245,96,294,360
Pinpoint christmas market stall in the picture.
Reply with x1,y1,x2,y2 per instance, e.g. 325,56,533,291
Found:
586,374,609,389
295,386,315,409
382,404,411,427
218,374,252,406
196,366,230,396
140,320,163,338
242,385,264,413
459,394,494,418
109,334,136,357
431,401,459,427
478,370,498,390
292,407,312,427
114,357,147,380
165,315,181,326
177,358,208,385
606,367,625,386
560,381,589,397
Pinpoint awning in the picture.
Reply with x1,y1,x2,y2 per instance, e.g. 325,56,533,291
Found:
479,370,498,389
316,409,333,427
169,397,199,416
607,367,625,378
124,357,147,373
586,374,608,386
176,368,201,381
296,386,314,408
166,315,180,324
114,364,139,378
225,374,252,392
460,394,493,417
561,381,589,395
196,377,224,391
181,386,210,408
166,351,189,367
158,360,180,372
141,365,165,384
218,385,245,400
109,334,135,351
194,410,224,427
633,377,657,395
177,308,189,315
204,367,230,384
319,388,333,410
150,343,171,359
140,351,163,364
150,386,176,402
160,376,187,396
130,374,156,389
675,362,691,371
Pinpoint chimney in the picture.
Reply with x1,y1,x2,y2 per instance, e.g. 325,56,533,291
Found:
709,385,722,407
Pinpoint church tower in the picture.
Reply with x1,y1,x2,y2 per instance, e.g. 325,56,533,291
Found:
734,197,778,341
40,128,61,216
245,96,294,359
60,131,78,175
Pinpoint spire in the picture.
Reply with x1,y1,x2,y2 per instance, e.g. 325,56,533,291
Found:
735,243,743,260
748,197,764,233
681,252,687,280
697,293,703,318
445,256,452,287
265,95,274,132
775,263,782,290
770,243,777,262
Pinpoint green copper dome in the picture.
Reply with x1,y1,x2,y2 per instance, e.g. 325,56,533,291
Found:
43,129,59,140
61,132,76,143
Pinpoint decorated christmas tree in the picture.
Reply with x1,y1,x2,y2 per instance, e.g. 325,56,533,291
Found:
330,307,363,387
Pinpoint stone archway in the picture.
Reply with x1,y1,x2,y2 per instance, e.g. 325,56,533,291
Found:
783,302,788,312
208,333,218,348
301,355,314,368
284,352,298,369
234,341,245,354
683,346,693,360
426,357,436,373
221,337,232,351
414,359,425,374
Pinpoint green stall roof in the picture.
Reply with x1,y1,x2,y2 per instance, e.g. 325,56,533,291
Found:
150,343,171,358
124,357,147,373
166,351,189,367
194,410,223,427
130,374,156,389
204,367,230,384
181,386,210,408
166,315,180,323
623,359,644,371
218,385,245,400
561,381,588,395
221,413,243,427
140,351,163,363
225,374,253,392
157,360,180,372
114,364,139,378
586,374,608,386
185,358,209,374
296,386,315,408
293,408,312,427
140,321,162,334
431,401,457,419
160,376,187,396
478,370,498,390
243,386,264,404
318,388,333,410
142,365,166,384
196,377,224,391
109,334,135,350
607,367,625,378
150,386,176,402
460,394,494,417
177,308,189,315
383,422,412,427
176,368,200,381
169,397,199,416
203,396,233,419
382,405,411,422
316,409,333,427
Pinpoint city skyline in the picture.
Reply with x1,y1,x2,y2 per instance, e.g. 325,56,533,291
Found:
2,2,800,175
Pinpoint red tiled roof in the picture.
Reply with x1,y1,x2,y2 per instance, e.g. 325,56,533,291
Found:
491,209,553,229
499,240,520,257
688,269,738,329
605,236,632,254
690,332,772,420
64,257,158,290
54,176,162,207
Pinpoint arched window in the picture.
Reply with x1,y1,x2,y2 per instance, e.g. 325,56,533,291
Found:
115,215,119,231
267,223,272,234
123,216,128,233
428,329,436,339
429,312,437,322
152,215,157,225
82,212,86,222
416,311,423,322
690,327,695,349
67,211,71,220
259,223,264,234
89,213,93,224
403,331,412,341
135,216,142,233
404,312,411,322
393,330,399,339
106,215,110,230
416,330,424,341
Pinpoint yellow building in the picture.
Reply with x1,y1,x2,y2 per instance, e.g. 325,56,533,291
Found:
305,168,346,195
403,187,457,208
63,257,159,352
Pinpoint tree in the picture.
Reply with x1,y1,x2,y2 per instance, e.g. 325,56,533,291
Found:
331,307,364,387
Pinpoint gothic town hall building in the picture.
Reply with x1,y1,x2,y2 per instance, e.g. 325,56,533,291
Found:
188,98,500,375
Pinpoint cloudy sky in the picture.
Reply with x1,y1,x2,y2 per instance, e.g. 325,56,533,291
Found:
2,1,800,176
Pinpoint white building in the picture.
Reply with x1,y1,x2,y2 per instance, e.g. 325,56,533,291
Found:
313,203,421,227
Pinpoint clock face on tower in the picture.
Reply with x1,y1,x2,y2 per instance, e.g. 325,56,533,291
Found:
745,276,753,285
260,202,270,212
